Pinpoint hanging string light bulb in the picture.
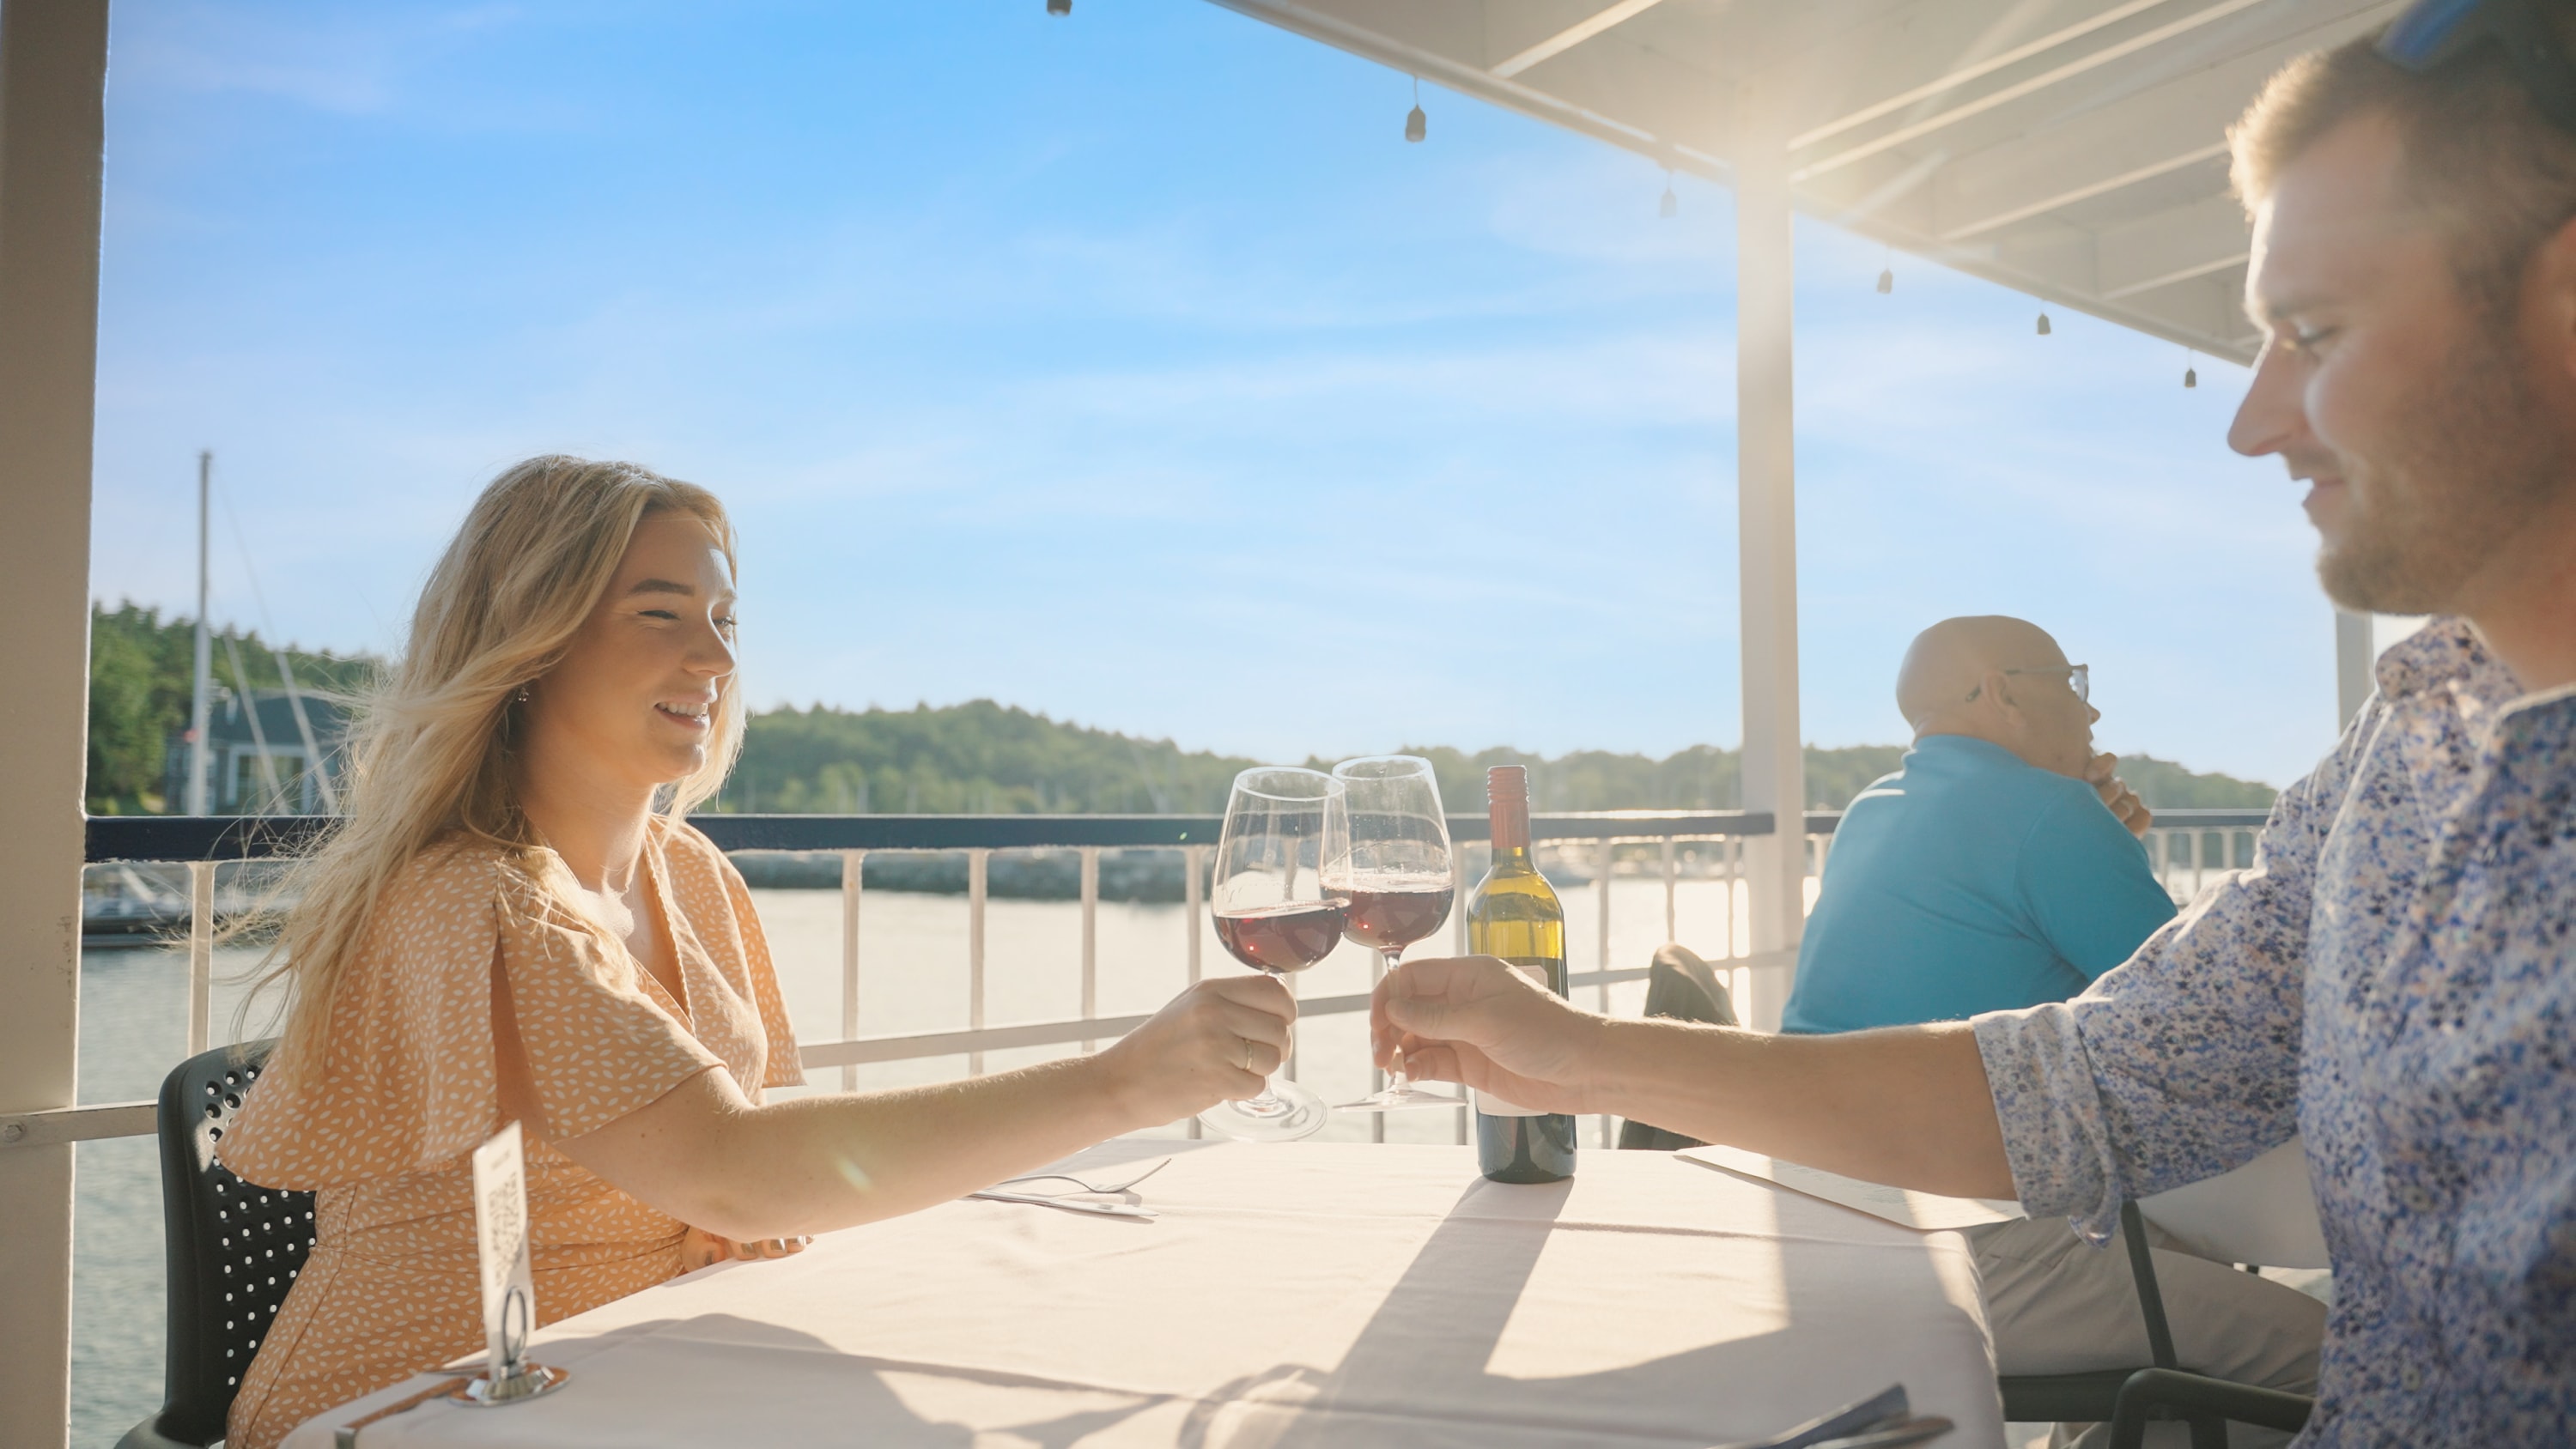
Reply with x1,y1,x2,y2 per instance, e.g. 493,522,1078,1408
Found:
1047,0,1070,13
1406,76,1427,143
1877,246,1893,294
2036,312,2052,336
2184,349,2199,388
1660,171,1678,219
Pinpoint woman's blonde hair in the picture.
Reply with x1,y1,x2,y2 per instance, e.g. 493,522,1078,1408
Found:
249,455,744,1059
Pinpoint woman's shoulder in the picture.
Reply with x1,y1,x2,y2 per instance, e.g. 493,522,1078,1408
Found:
370,834,577,942
651,815,748,889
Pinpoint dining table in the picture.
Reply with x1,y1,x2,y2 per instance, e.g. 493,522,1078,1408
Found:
289,1140,2008,1448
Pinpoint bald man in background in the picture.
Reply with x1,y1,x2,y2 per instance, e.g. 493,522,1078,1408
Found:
1785,616,2322,1446
1783,616,2169,1034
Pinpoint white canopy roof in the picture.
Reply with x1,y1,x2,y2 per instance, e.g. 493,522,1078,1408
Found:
1205,0,2401,362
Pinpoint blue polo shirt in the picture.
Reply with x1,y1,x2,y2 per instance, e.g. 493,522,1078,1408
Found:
1781,734,2178,1034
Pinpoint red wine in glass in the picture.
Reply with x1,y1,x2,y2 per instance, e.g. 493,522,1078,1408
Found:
1327,755,1464,1113
1217,900,1348,974
1197,766,1346,1143
1337,886,1453,955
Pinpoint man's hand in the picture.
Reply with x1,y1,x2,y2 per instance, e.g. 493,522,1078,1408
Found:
1370,956,1605,1114
2087,752,2153,837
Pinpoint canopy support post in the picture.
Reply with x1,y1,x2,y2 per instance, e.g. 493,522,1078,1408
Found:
1735,111,1805,1034
2335,609,2374,731
0,3,112,1444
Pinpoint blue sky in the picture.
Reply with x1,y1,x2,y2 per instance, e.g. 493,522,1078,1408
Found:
88,0,2340,788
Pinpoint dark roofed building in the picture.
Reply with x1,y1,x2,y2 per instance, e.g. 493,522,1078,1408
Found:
165,688,352,815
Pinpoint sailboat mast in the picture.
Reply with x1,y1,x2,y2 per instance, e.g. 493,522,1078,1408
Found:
186,450,212,815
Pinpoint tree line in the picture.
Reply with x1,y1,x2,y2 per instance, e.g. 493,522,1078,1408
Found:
85,603,376,815
719,706,2275,814
83,607,2278,815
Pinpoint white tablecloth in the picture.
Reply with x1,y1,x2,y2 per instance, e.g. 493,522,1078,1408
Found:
291,1142,2005,1448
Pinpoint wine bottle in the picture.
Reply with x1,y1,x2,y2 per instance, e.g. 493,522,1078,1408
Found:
1466,766,1575,1184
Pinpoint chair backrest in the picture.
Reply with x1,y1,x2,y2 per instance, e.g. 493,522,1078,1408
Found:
148,1039,317,1446
2137,1137,2330,1270
1619,946,1738,1151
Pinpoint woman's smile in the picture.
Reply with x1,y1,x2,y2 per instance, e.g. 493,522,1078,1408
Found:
653,698,714,731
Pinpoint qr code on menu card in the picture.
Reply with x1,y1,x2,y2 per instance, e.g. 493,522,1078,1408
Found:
483,1173,525,1293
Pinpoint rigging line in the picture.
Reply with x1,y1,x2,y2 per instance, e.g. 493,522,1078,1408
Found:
220,493,343,812
220,630,287,813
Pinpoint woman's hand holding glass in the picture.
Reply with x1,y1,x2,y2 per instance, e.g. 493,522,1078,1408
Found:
1196,767,1346,1141
1093,973,1297,1127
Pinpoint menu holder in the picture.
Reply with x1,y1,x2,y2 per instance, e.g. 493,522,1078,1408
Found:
450,1121,571,1407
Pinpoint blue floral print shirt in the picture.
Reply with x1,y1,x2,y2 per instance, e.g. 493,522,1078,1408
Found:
1973,619,2574,1446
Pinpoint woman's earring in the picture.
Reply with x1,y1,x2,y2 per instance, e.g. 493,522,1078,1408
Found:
516,686,532,704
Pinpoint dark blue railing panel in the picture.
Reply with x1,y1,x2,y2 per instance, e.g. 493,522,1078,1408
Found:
86,815,332,863
2144,809,2272,829
87,810,1789,863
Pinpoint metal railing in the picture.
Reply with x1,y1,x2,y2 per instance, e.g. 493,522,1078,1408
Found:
11,809,1832,1152
9,803,2264,1154
2141,809,2272,901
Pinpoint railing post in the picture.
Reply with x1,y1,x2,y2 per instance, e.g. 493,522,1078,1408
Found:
967,848,988,1076
1662,836,1678,943
188,860,216,1055
1726,837,1741,957
1453,834,1473,1153
1727,837,1749,1011
1597,839,1616,1149
1369,949,1387,1144
839,850,863,1091
1184,845,1204,1139
2335,609,2374,731
0,3,110,1441
1595,839,1614,1014
1079,847,1099,1053
1453,844,1472,955
1183,846,1205,985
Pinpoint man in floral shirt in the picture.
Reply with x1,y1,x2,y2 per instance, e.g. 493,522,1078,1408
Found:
1372,4,2576,1443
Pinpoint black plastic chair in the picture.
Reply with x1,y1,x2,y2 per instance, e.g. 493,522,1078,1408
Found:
2109,1369,2312,1449
1615,943,1737,1152
1993,1201,2288,1449
1608,945,2305,1446
118,1039,317,1449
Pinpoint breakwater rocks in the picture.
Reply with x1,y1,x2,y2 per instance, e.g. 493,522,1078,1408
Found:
730,848,1203,902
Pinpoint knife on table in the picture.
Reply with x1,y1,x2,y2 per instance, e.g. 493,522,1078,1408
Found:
967,1189,1157,1219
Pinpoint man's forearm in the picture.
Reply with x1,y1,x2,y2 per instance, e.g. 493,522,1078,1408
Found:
1583,1017,2017,1199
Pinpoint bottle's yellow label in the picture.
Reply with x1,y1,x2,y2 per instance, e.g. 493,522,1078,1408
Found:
1467,858,1565,1123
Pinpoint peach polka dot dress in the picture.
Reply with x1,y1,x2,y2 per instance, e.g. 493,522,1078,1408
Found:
218,816,802,1449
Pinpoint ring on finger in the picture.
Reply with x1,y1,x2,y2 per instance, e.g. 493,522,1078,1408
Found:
1242,1038,1256,1073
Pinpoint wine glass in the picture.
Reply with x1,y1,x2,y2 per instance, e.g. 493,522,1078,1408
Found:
1324,755,1464,1112
1196,767,1346,1143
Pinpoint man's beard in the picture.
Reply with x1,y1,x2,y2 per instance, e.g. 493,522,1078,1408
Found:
2318,314,2567,615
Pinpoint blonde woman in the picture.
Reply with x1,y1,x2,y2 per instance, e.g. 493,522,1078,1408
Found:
218,457,1293,1448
